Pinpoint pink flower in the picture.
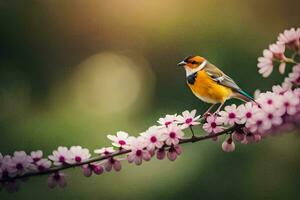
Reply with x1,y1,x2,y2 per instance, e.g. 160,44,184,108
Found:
257,92,283,110
94,147,115,156
48,147,72,166
157,114,179,128
10,151,33,177
0,155,14,179
202,115,224,133
261,106,285,127
280,91,300,115
107,131,132,150
34,159,52,172
232,130,245,142
277,28,300,48
127,138,151,165
269,43,286,60
30,150,43,162
272,84,290,95
245,111,271,133
177,110,201,129
287,64,300,85
140,126,164,151
167,145,182,161
82,164,92,177
161,124,184,146
258,49,274,77
156,148,166,160
91,163,104,175
103,158,121,172
82,163,104,177
48,172,66,188
68,146,91,164
222,138,235,152
218,104,240,125
237,102,260,124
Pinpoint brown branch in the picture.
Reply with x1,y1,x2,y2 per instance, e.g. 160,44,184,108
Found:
0,124,239,183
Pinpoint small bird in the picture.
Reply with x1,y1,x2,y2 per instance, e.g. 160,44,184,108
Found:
177,55,256,115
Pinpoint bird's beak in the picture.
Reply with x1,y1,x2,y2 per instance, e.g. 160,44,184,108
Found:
177,61,187,67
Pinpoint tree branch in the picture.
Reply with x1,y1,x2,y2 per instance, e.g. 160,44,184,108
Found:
0,124,239,183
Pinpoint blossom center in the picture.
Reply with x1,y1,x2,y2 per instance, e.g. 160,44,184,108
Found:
268,114,273,119
256,120,263,126
246,112,252,118
118,140,126,145
229,113,236,119
185,118,193,124
136,150,142,156
150,136,157,143
211,122,217,128
16,163,23,170
38,165,45,171
165,121,172,126
284,102,290,107
169,132,176,138
75,156,82,162
267,99,273,105
33,157,40,162
59,156,65,163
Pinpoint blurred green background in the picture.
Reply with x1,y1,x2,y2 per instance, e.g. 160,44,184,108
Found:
1,0,300,199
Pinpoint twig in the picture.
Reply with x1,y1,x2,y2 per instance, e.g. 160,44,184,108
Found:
0,124,240,183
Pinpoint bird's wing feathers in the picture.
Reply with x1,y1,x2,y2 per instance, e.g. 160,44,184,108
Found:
204,63,241,92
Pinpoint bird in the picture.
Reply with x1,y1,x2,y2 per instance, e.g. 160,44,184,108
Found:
177,55,257,116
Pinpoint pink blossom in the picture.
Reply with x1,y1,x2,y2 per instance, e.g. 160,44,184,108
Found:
140,126,164,151
48,172,66,189
68,146,91,164
280,91,300,115
48,147,72,166
0,155,14,179
218,104,240,125
245,111,271,133
157,114,179,128
277,27,300,48
91,163,104,175
257,91,283,110
177,110,201,129
237,102,260,124
261,106,285,127
167,145,182,161
222,138,235,152
94,147,115,156
10,151,33,177
272,84,290,95
156,148,166,160
161,124,184,146
287,64,300,85
30,150,43,162
232,131,245,142
103,158,121,172
202,115,223,133
269,43,286,60
127,138,151,165
34,159,52,172
107,131,132,150
82,165,92,177
258,49,274,77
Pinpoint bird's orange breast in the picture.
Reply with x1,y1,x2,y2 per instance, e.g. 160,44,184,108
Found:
187,70,232,104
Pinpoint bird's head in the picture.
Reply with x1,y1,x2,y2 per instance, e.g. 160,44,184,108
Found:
177,55,207,75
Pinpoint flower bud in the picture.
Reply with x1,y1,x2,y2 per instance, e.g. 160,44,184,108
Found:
222,138,235,152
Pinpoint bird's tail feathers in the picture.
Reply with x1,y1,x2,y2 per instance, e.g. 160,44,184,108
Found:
234,90,260,107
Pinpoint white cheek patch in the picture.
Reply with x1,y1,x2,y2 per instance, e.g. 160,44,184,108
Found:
185,60,207,76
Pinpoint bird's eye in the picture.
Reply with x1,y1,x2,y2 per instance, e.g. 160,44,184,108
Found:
191,61,197,64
